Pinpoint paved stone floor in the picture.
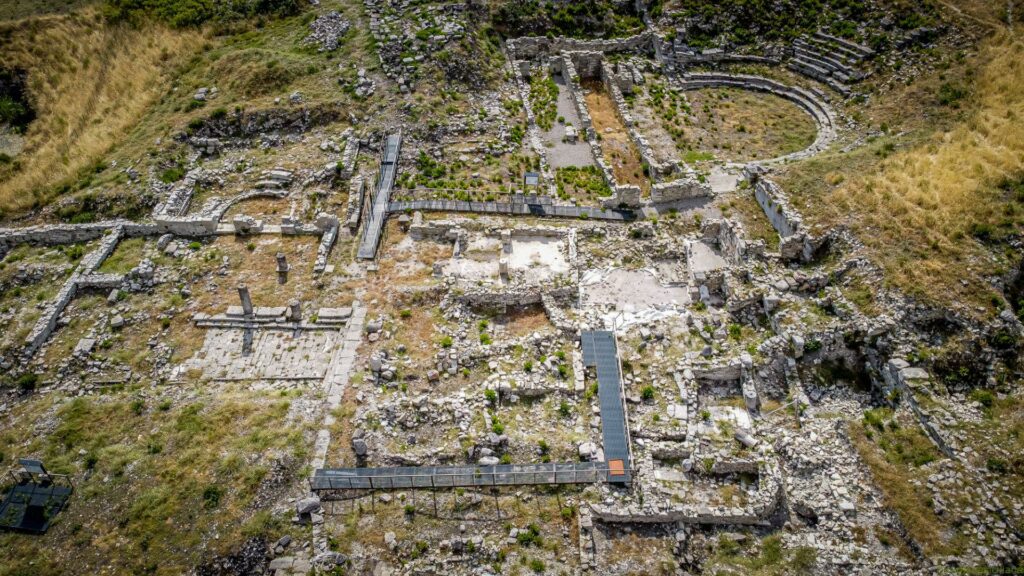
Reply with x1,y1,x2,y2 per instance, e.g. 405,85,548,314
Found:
543,73,596,169
178,329,343,381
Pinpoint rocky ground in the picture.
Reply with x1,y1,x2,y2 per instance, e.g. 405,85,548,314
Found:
0,0,1021,575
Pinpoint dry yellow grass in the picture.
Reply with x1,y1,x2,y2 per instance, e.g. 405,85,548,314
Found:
583,80,650,193
824,32,1024,313
0,9,201,214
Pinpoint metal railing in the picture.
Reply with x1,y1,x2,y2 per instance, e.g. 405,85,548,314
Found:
311,462,633,492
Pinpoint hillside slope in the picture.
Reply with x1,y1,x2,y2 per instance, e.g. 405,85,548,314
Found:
0,10,200,216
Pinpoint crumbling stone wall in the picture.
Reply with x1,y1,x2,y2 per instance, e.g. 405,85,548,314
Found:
650,178,712,203
507,31,655,61
22,226,125,358
748,171,830,262
752,176,802,238
600,60,665,177
556,53,642,209
590,457,784,526
701,218,763,264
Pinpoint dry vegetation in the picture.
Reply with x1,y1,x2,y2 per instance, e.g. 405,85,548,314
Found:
799,32,1024,315
677,88,817,163
0,10,201,215
848,415,961,556
582,80,649,193
0,0,96,21
0,383,311,575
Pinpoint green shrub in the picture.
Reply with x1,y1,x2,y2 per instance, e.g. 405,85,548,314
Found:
986,457,1009,474
937,82,967,107
0,96,27,125
441,335,453,348
202,485,224,509
16,373,38,392
969,389,995,408
159,166,186,183
516,523,542,547
640,385,655,401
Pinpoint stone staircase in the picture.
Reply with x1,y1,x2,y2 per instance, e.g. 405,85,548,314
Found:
789,31,874,96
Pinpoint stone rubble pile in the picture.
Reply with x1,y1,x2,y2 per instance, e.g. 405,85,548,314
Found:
304,11,351,52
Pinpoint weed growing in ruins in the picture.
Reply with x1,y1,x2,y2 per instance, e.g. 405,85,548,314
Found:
529,73,559,130
516,523,542,546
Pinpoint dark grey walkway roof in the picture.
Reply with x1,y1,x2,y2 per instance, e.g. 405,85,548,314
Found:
582,330,632,483
357,133,402,260
388,200,634,221
312,461,610,491
0,481,72,534
312,331,635,493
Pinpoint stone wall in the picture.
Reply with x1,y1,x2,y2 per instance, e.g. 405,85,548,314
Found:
154,171,199,218
600,60,666,177
752,176,802,238
507,31,655,61
701,218,763,264
555,54,644,209
345,176,366,232
882,359,956,458
313,214,340,274
650,178,712,204
22,226,125,358
749,171,830,262
457,285,576,309
337,128,359,180
204,189,290,223
513,58,556,190
0,220,155,253
590,457,783,526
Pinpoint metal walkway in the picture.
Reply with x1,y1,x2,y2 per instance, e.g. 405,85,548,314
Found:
312,461,615,492
582,330,632,483
357,133,402,260
312,333,635,494
388,199,635,222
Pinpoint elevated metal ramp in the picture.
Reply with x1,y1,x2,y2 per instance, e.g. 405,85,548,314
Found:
312,461,613,493
388,200,635,221
582,330,632,484
357,133,402,260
